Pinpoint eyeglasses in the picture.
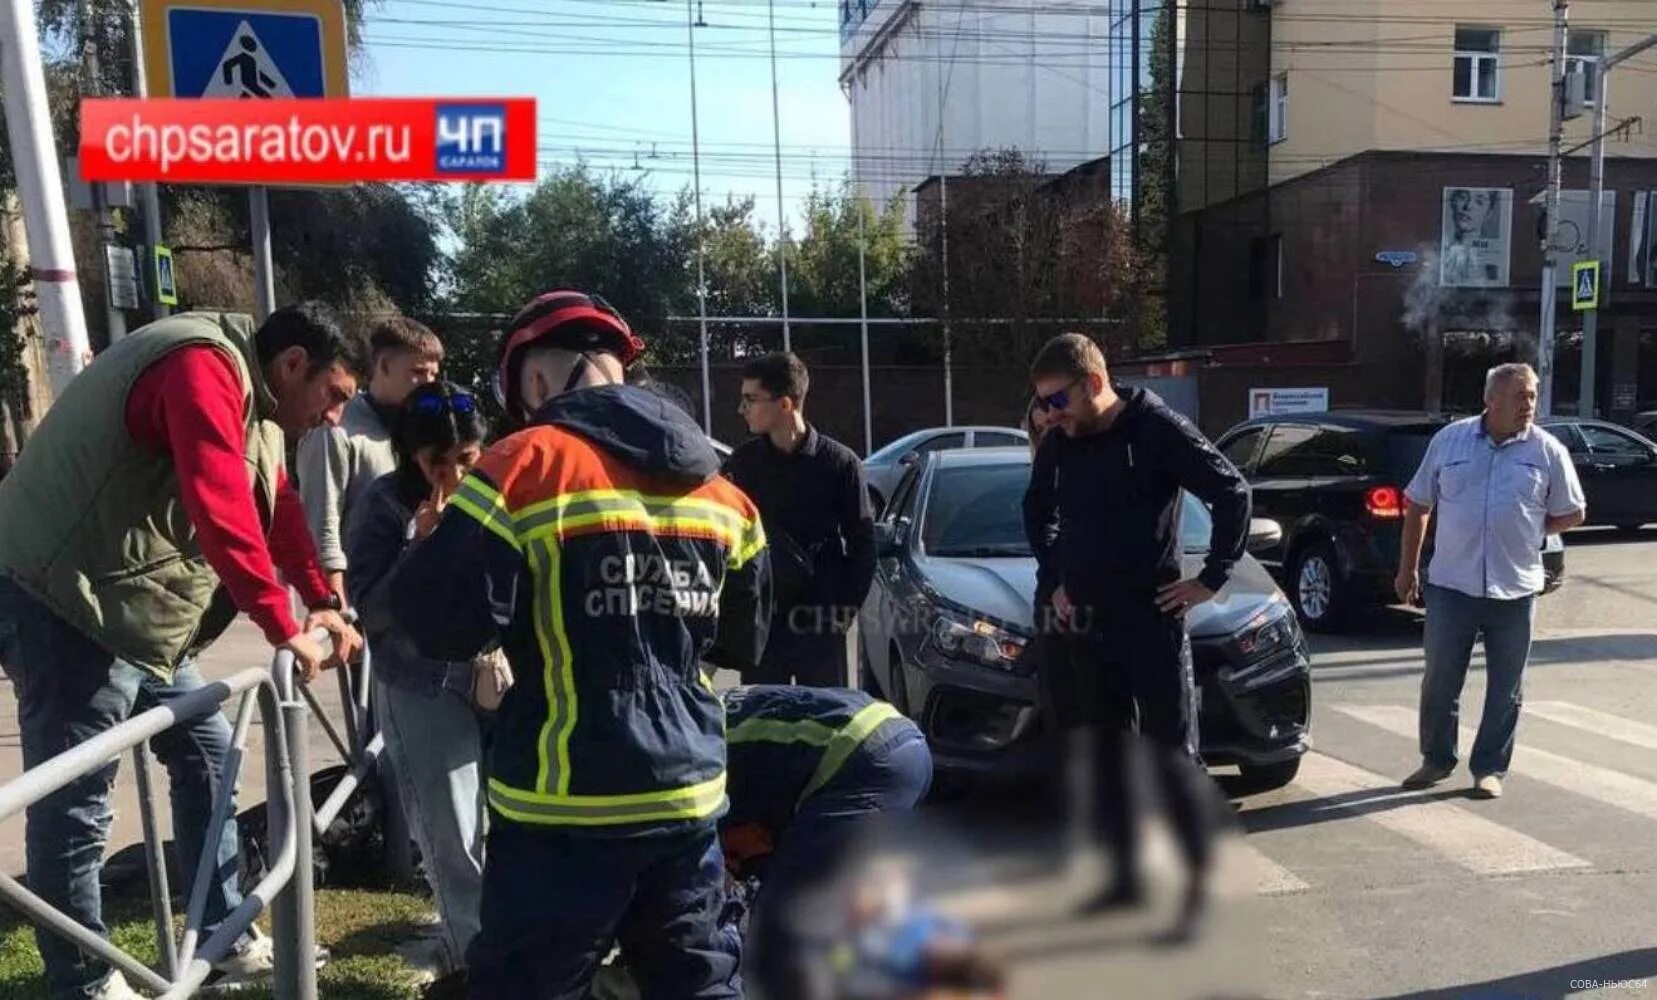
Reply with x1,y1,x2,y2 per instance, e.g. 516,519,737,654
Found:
407,391,479,417
1033,378,1085,413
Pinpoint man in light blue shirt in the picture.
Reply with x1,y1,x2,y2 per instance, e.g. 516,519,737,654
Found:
1395,363,1586,799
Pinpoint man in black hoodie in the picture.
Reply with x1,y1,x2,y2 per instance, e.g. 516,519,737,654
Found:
1022,333,1249,940
391,291,770,998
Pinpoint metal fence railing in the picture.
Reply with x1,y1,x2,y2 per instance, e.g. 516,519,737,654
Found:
0,630,384,999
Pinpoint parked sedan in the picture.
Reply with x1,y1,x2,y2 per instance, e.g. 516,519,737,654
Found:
863,426,1029,514
858,448,1311,792
1539,417,1657,532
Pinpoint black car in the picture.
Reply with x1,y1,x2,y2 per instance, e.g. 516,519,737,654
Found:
1538,418,1657,532
857,448,1311,793
1215,412,1565,632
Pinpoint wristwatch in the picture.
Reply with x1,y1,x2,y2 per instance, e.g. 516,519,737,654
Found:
309,593,344,614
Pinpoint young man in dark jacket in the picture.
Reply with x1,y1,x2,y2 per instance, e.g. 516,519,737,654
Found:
1021,332,1250,941
723,352,875,688
390,290,771,999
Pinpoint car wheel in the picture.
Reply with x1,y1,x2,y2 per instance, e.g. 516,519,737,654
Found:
1289,539,1349,632
1236,757,1301,794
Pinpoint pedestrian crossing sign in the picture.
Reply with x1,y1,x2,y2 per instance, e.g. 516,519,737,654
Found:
1572,260,1601,312
140,0,348,100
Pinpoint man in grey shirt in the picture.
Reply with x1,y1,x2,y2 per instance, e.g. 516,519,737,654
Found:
1395,363,1586,799
296,316,442,600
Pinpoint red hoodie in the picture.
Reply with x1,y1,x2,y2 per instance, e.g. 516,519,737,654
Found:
124,345,331,646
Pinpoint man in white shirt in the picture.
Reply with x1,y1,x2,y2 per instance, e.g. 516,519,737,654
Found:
1394,363,1586,799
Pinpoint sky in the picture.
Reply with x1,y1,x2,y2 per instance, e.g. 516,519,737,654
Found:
353,0,857,234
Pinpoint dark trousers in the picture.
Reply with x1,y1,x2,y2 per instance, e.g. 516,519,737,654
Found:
749,606,852,688
747,731,933,999
466,822,740,1000
1052,605,1219,889
0,577,245,999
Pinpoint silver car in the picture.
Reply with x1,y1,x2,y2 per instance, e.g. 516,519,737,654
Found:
862,426,1029,515
858,447,1312,792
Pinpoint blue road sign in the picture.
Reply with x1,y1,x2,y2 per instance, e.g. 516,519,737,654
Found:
166,9,325,98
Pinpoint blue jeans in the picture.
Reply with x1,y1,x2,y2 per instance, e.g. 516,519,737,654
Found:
1419,584,1536,779
0,577,245,999
374,675,486,970
466,823,740,1000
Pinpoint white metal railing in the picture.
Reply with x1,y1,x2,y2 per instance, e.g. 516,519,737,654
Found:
0,629,384,999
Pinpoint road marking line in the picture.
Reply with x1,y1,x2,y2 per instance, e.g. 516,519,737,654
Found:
1526,701,1657,753
1289,751,1588,875
1334,703,1657,824
1231,841,1311,895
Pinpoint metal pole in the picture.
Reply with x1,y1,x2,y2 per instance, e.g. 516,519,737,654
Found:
1580,62,1607,419
78,0,127,343
132,742,178,979
1537,0,1568,418
129,0,169,319
689,0,712,435
270,655,318,1000
858,201,872,456
0,0,92,394
940,174,954,427
768,0,792,354
250,187,276,322
1579,34,1657,418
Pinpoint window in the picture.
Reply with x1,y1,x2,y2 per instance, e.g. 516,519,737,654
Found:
914,432,967,455
1220,428,1267,473
921,465,1032,556
885,467,921,526
1254,424,1319,477
1454,27,1502,102
973,432,1026,448
1249,235,1283,302
1251,82,1269,143
1567,31,1607,106
1581,423,1653,462
1270,73,1288,143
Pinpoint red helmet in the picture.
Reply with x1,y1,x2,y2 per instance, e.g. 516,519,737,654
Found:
493,290,646,411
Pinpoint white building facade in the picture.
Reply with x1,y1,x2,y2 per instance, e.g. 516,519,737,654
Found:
839,0,1111,220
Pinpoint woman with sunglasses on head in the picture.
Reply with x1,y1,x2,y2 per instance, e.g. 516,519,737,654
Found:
344,379,503,976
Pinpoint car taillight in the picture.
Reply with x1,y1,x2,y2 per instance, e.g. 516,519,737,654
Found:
1366,486,1403,520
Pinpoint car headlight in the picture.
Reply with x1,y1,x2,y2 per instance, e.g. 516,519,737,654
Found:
1236,597,1300,661
930,610,1027,672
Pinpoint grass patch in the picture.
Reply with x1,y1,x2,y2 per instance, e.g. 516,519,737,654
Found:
0,888,435,999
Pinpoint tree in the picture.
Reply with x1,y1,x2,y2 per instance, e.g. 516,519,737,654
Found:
910,148,1142,386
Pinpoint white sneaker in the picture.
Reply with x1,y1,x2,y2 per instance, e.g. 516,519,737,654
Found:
211,926,275,984
92,970,145,1000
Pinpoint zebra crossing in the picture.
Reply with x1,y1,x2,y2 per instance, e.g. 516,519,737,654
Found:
1225,697,1657,899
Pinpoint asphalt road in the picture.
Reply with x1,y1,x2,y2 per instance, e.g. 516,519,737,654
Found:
1,529,1652,998
912,527,1657,1000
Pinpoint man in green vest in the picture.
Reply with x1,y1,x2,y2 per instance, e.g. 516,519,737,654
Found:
0,303,362,999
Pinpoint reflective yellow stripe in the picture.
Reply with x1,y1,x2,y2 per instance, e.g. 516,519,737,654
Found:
728,717,837,748
543,511,742,549
730,519,767,570
799,703,905,803
450,476,518,549
487,774,727,827
516,491,750,537
525,539,577,795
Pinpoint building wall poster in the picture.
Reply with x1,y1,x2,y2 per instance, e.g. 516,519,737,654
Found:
1439,186,1513,289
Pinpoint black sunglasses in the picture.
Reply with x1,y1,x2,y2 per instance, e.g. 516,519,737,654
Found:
407,391,479,418
1034,378,1085,413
